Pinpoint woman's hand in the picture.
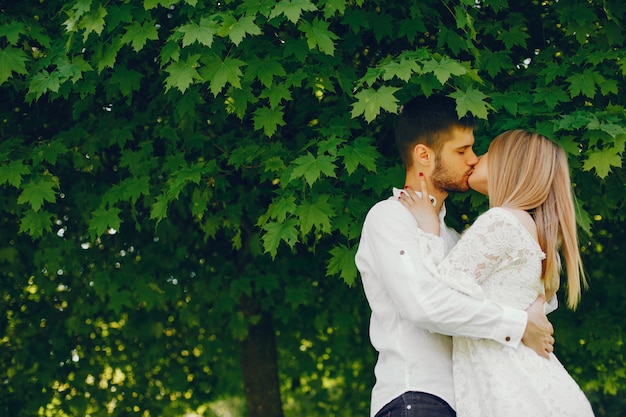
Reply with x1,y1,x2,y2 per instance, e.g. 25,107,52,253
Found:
398,173,440,235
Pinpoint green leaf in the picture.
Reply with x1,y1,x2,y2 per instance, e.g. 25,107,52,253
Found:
481,49,512,78
200,56,245,96
219,14,261,46
0,46,29,85
421,57,467,85
144,0,177,9
247,58,287,88
583,147,622,178
176,16,219,48
95,40,122,73
327,244,358,285
258,196,297,225
0,21,25,45
109,65,142,95
299,18,338,55
17,176,58,211
27,70,62,100
56,55,94,84
121,20,159,52
295,194,335,235
271,0,317,24
498,25,529,49
119,176,151,204
19,209,53,238
253,106,286,137
150,194,169,223
88,206,122,239
261,218,299,258
567,69,596,98
381,58,420,82
449,87,490,119
338,136,378,174
164,54,202,93
0,160,29,187
289,152,337,186
78,5,107,42
351,86,400,123
260,84,292,109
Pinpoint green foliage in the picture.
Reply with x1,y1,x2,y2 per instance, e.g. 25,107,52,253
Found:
1,0,625,416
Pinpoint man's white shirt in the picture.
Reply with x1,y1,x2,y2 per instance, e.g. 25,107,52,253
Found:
355,189,528,417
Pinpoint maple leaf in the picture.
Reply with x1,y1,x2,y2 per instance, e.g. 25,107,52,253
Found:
448,87,490,119
295,194,335,235
95,40,122,73
109,65,142,95
338,136,378,174
260,83,292,109
164,54,201,93
498,25,530,49
200,56,244,96
17,176,58,211
78,5,107,42
381,58,420,82
327,244,358,285
583,147,622,178
56,55,94,84
219,15,261,46
351,86,400,123
0,21,25,45
247,58,287,87
299,18,338,55
567,69,596,98
0,46,29,85
121,20,159,52
270,0,317,24
258,196,297,225
289,152,337,186
421,57,467,85
0,160,29,187
88,206,122,239
253,106,286,137
176,16,218,48
150,194,169,223
261,218,299,258
19,209,53,238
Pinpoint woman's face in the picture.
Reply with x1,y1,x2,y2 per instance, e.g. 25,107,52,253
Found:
468,152,488,195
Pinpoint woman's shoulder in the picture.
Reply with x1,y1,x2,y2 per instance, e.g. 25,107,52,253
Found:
485,206,539,242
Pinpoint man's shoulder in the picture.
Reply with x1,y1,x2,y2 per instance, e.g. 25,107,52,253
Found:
365,196,405,220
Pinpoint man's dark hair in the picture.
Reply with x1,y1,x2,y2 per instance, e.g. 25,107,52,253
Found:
394,95,476,168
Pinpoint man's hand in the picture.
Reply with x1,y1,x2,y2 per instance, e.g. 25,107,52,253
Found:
522,294,555,359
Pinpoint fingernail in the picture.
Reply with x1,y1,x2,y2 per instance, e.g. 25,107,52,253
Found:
404,185,409,189
419,172,424,177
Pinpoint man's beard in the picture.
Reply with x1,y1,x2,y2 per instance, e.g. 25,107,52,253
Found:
431,155,471,193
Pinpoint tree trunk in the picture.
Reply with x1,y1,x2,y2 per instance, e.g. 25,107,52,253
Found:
239,296,284,417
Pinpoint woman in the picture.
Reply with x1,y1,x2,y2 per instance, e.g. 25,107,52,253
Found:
399,130,594,416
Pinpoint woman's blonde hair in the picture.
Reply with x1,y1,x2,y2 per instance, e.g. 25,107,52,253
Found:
487,129,586,309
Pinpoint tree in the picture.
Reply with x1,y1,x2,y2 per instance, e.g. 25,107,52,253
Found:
0,0,624,416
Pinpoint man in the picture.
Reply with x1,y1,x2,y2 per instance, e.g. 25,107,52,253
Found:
355,95,555,417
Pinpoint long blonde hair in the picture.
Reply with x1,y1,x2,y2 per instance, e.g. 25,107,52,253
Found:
487,130,586,309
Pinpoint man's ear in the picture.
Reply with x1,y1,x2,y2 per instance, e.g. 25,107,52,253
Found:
412,143,433,167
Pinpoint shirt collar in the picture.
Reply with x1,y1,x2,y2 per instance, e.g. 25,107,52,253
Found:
391,187,447,221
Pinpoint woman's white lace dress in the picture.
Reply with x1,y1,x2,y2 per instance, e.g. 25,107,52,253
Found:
421,207,594,417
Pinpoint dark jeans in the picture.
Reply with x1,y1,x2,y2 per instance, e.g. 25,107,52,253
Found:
374,391,456,417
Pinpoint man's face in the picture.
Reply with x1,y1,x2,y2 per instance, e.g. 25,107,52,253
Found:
431,126,479,193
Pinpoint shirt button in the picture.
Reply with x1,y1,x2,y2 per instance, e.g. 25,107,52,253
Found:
399,250,405,255
505,336,511,342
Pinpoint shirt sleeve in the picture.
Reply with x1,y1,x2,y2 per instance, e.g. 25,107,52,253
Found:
356,200,526,347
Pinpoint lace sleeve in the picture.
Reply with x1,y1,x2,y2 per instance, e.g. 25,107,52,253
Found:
435,209,522,299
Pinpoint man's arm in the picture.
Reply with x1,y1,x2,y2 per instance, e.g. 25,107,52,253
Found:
356,200,553,356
